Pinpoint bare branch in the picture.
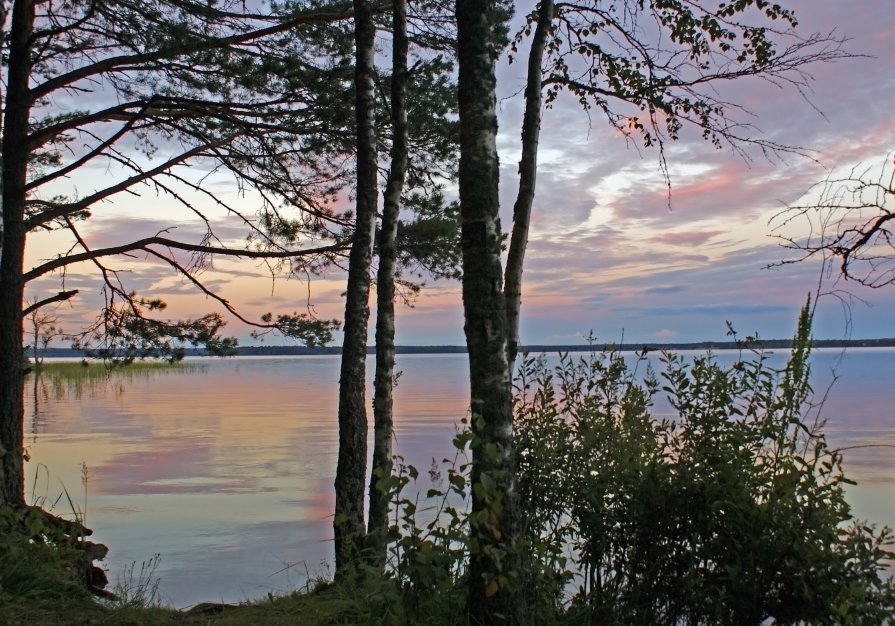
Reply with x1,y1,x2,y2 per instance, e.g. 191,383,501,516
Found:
22,290,80,316
23,142,217,228
770,153,895,288
25,236,348,283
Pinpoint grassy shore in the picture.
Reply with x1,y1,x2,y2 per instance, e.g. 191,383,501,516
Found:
0,589,362,626
0,565,441,626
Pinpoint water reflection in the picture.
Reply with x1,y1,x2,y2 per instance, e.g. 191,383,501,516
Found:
24,355,470,607
23,351,895,608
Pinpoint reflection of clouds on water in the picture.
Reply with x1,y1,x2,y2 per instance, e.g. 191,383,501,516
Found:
828,427,895,485
24,357,348,606
22,352,895,607
95,437,218,495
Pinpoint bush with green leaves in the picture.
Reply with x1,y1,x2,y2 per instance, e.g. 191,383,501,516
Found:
374,302,894,624
354,442,472,625
515,302,895,625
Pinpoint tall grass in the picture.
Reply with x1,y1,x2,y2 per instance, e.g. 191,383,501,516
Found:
26,360,198,402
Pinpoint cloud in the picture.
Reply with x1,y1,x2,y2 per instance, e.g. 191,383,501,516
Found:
622,303,793,318
644,285,688,296
648,231,725,247
82,213,264,249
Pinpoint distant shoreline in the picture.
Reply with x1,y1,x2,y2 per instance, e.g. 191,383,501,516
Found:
35,337,895,358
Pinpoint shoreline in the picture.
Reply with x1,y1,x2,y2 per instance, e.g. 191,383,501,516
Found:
33,337,895,358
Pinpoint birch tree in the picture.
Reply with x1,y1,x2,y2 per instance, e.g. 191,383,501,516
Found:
366,0,409,567
455,1,523,622
333,0,378,575
452,0,852,620
332,0,460,573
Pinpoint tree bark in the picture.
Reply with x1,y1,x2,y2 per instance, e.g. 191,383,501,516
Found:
505,0,553,366
0,2,8,208
455,1,523,622
367,0,409,569
0,0,35,507
333,0,378,575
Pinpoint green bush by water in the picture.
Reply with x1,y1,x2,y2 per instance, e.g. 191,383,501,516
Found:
382,301,895,624
511,303,895,624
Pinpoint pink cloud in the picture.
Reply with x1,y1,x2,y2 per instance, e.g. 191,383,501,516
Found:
648,230,725,247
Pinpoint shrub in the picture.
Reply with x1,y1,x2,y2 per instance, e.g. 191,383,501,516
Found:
379,448,472,625
382,301,894,624
514,302,895,625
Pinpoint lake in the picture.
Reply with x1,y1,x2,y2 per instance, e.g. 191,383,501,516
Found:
24,349,895,608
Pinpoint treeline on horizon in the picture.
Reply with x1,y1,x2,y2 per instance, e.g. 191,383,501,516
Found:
33,336,895,358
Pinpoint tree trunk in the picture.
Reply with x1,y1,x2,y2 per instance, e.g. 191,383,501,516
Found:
367,0,409,569
0,0,35,507
455,1,523,622
0,2,8,201
505,0,552,367
334,0,378,576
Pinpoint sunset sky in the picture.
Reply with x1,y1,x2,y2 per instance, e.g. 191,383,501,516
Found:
24,1,895,347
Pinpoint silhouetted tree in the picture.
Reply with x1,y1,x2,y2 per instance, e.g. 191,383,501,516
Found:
367,0,409,569
773,153,895,289
455,1,524,622
334,0,460,574
1,0,357,506
334,0,379,575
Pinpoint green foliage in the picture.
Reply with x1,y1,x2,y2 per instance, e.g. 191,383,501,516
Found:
0,507,94,607
253,312,340,348
380,53,463,287
509,0,846,162
395,192,462,281
314,301,895,624
515,302,895,624
332,451,473,625
387,55,460,191
74,296,238,364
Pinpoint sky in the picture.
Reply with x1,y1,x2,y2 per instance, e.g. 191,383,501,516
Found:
23,0,895,347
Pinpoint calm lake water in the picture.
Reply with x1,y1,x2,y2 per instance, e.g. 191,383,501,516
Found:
24,349,895,608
